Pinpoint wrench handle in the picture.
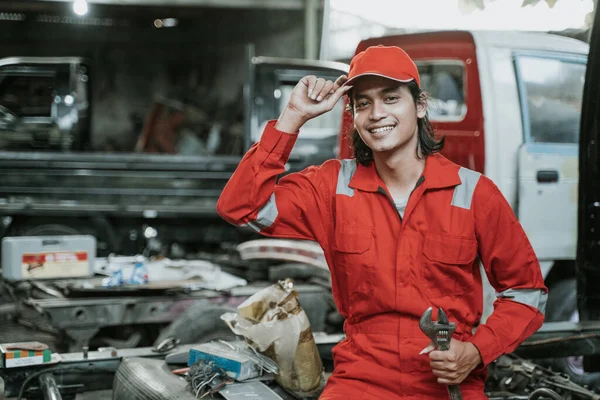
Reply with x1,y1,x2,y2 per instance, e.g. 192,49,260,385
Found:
447,384,463,400
437,343,450,351
435,343,462,400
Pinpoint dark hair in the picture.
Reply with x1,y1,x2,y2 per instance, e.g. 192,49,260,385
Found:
346,80,444,165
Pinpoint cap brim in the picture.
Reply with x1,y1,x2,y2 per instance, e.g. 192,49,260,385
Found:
341,72,415,87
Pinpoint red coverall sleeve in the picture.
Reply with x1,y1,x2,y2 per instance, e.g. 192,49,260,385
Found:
468,176,548,366
216,120,331,243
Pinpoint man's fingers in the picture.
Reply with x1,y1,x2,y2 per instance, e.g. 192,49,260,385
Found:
323,85,352,109
430,360,454,371
419,342,436,355
316,81,335,101
293,75,351,119
304,75,317,97
437,377,461,385
429,349,458,362
309,78,326,100
302,74,348,99
333,74,349,89
432,368,461,382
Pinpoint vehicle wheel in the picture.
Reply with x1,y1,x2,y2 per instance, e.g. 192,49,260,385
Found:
153,304,237,347
545,278,600,388
23,223,81,236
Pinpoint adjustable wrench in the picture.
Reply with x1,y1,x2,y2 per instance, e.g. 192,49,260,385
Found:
419,306,463,400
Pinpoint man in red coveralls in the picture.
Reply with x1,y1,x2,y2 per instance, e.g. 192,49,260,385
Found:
216,45,547,399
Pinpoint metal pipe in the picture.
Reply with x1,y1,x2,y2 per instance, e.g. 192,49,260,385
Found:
38,373,63,400
527,388,562,400
304,0,318,60
319,0,331,60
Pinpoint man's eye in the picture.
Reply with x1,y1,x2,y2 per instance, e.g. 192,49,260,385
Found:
385,96,399,102
357,101,369,108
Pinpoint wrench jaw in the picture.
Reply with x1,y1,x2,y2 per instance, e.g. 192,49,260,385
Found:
437,307,450,325
419,307,436,342
419,306,457,349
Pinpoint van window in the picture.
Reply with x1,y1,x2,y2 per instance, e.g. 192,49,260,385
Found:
0,72,56,118
416,61,466,122
516,55,586,144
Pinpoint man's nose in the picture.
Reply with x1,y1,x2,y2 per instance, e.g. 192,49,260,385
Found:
369,100,387,120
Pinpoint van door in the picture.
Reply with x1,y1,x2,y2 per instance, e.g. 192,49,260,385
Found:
514,52,587,261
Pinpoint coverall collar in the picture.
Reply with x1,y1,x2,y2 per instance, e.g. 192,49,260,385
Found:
349,153,462,192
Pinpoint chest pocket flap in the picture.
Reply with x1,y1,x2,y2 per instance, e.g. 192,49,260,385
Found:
333,225,373,254
424,232,477,264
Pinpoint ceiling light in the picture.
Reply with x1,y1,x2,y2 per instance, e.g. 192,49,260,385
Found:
154,18,178,28
73,0,89,16
162,18,178,27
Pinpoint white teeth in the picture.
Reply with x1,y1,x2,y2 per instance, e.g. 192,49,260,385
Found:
370,126,394,134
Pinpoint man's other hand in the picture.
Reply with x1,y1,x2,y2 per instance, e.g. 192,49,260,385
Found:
420,339,483,385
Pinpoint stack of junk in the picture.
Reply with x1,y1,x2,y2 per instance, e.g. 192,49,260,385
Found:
159,278,324,399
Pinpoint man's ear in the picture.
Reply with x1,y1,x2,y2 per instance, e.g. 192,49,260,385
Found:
416,93,427,119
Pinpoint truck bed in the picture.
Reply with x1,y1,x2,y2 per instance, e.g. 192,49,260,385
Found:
0,151,243,217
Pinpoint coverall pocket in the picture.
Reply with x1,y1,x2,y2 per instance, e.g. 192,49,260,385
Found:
422,232,477,298
333,225,374,315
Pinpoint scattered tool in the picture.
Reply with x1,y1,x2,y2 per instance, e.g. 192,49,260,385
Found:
419,306,463,400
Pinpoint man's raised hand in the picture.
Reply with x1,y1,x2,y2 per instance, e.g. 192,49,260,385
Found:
275,75,351,134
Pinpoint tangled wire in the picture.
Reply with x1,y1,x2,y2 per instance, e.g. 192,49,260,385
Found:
186,359,233,398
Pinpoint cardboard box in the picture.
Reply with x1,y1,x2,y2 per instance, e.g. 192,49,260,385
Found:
0,342,52,368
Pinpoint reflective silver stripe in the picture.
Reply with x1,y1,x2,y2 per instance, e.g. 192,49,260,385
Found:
241,193,278,233
451,167,481,209
496,288,548,314
336,159,357,197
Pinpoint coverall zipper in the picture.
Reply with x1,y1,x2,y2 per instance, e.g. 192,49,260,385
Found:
376,176,425,223
377,186,403,221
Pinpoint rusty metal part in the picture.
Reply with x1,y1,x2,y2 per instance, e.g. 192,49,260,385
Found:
419,306,463,400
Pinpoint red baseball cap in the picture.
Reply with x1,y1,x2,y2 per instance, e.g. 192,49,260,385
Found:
343,45,420,87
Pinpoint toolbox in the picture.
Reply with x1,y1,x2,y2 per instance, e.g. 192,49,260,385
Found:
2,235,96,281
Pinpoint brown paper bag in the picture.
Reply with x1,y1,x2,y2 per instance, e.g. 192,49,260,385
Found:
221,279,323,394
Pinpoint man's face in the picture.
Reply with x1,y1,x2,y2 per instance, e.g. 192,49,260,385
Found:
352,76,425,155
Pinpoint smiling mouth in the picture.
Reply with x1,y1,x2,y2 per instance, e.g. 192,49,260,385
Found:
369,125,396,134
